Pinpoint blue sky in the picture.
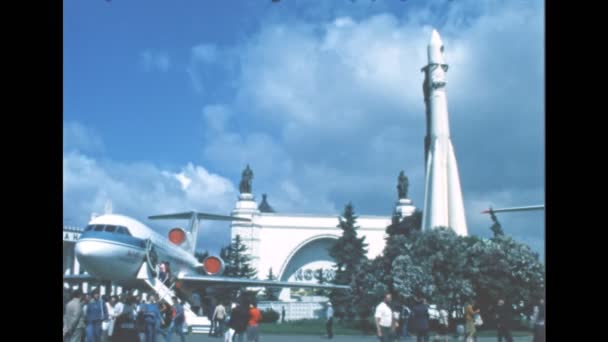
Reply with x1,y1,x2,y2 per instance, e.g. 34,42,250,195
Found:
64,0,544,259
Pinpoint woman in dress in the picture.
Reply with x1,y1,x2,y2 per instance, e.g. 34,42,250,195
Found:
464,301,480,342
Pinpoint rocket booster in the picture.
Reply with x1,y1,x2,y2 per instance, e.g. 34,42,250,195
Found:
421,29,468,236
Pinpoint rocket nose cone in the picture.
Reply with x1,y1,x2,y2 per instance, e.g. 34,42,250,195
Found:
430,29,442,46
427,29,446,64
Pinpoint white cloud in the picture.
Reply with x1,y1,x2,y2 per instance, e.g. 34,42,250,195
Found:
175,173,192,190
188,44,222,93
202,105,232,133
63,122,104,154
194,2,543,252
63,151,238,252
141,50,170,72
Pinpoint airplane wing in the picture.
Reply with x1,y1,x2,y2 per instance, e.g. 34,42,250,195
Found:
178,274,350,290
149,211,251,222
481,205,544,214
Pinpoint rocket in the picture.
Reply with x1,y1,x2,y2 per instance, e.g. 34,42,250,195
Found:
421,29,468,236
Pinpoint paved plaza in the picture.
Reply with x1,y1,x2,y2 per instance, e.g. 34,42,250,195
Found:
179,334,533,342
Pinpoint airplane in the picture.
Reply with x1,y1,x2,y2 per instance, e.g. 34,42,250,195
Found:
481,205,545,215
481,204,544,229
64,211,349,328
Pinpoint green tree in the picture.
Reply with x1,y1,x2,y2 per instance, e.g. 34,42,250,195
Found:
376,210,423,298
353,257,387,323
313,268,330,296
329,203,369,321
215,234,257,303
349,216,544,328
264,268,280,300
222,234,257,279
386,210,423,236
469,235,545,322
409,228,475,312
392,254,432,299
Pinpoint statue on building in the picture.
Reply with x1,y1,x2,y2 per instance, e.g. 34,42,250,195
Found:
489,208,504,237
259,194,276,213
239,165,254,194
397,171,409,199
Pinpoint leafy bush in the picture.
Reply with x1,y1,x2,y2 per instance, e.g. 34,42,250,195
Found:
261,308,280,323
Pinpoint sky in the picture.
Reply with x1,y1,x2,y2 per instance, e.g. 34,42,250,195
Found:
63,0,545,260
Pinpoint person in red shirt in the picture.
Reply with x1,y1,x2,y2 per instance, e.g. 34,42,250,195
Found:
246,302,262,342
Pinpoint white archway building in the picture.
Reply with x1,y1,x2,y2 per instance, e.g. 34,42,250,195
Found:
230,193,416,301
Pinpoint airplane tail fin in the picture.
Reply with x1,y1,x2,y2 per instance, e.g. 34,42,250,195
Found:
148,211,251,254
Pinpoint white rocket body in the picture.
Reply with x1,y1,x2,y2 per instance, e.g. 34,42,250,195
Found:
421,30,468,236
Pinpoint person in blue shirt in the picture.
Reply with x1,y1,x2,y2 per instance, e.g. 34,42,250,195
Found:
326,302,334,339
142,294,162,342
85,289,108,342
410,297,430,342
167,296,187,342
401,303,412,340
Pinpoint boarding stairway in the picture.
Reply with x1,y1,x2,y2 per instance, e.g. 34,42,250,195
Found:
136,262,211,334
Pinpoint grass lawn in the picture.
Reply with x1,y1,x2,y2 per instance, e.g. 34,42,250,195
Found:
259,320,534,337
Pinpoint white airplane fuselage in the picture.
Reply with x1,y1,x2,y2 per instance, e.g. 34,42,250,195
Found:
75,214,199,286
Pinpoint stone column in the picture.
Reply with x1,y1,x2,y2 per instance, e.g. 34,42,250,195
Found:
231,193,261,276
394,198,416,221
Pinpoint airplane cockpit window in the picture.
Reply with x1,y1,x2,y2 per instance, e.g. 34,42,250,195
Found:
116,226,132,236
85,224,131,235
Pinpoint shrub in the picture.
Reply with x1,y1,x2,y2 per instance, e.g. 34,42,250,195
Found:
261,308,280,323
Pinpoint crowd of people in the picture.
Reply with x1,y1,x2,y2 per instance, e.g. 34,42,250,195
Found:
63,288,188,342
371,293,545,342
207,299,263,342
64,278,544,342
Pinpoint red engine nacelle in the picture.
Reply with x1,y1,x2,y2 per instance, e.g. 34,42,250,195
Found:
168,227,187,245
202,256,225,275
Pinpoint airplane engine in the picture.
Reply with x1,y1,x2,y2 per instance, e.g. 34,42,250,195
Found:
202,255,224,275
168,227,187,245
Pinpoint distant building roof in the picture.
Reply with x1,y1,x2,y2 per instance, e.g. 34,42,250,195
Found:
258,194,276,213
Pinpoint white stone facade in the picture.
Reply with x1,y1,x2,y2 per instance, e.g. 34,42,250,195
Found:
231,193,416,300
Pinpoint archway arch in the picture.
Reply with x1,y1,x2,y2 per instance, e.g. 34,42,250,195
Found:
278,234,339,282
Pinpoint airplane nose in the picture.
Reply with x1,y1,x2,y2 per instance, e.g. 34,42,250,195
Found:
75,239,106,259
74,233,146,281
74,239,114,276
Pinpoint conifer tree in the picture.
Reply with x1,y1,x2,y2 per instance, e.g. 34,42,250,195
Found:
329,203,368,321
222,234,257,279
216,234,257,302
264,268,279,300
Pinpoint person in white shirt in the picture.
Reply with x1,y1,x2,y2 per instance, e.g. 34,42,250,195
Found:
212,302,227,337
437,307,449,342
326,302,334,339
108,295,123,338
375,293,394,342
